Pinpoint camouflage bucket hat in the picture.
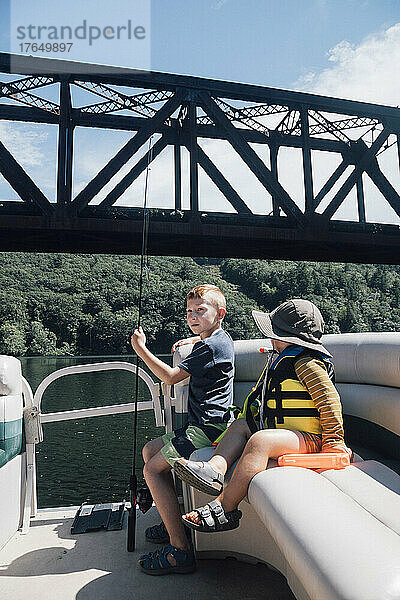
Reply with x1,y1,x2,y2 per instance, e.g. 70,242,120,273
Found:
252,299,332,357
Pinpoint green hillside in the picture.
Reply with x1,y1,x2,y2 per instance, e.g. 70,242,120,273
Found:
0,253,399,356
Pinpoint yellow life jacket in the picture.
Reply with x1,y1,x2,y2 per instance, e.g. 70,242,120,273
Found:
243,346,335,435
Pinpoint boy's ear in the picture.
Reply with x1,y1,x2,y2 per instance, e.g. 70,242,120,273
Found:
218,307,226,320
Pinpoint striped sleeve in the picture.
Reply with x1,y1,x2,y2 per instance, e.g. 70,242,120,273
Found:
294,356,349,453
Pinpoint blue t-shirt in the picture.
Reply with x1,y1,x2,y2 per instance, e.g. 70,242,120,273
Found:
178,328,234,426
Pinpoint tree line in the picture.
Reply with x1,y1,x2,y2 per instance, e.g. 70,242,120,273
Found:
220,259,400,333
0,253,399,356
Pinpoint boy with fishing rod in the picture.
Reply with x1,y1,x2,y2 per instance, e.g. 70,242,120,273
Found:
174,299,352,534
130,284,234,574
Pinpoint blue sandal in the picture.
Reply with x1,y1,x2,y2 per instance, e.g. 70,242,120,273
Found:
145,521,170,544
145,521,192,544
138,543,196,575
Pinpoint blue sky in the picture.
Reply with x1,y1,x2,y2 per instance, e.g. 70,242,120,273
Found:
1,1,400,223
150,0,400,88
0,0,399,87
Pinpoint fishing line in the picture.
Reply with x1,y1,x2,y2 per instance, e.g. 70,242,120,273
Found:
127,135,154,552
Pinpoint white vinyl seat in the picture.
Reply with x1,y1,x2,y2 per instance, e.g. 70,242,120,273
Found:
249,465,400,600
175,333,400,600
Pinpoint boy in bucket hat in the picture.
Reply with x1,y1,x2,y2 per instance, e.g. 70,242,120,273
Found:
174,299,351,534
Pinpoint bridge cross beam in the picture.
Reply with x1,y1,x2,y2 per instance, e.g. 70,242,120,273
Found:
198,91,305,226
71,90,184,214
321,129,391,221
0,139,53,215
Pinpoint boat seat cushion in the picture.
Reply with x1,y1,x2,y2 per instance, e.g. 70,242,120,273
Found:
321,460,400,534
248,465,400,600
336,382,400,437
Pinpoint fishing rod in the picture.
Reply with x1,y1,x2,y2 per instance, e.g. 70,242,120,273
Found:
127,137,153,552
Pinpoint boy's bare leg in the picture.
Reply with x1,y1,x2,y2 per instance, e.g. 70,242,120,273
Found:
142,437,165,463
209,418,252,474
143,437,175,492
144,451,190,550
184,429,306,523
179,418,251,476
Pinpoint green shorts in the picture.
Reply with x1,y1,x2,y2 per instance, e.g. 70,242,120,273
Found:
160,422,227,467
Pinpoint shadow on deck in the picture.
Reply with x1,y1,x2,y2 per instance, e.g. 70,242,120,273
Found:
0,506,295,600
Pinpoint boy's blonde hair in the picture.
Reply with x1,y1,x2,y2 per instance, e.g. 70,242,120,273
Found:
187,284,226,311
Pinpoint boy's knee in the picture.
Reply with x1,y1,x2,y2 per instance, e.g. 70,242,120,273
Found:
142,440,153,463
245,429,270,451
143,460,157,480
142,437,163,463
143,453,171,480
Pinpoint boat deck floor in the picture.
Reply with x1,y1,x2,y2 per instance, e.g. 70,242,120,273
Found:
0,506,295,600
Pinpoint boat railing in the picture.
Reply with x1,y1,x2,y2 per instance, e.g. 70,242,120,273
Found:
33,361,163,425
21,361,171,535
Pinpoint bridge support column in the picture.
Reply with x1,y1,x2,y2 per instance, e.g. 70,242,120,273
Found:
270,143,280,216
301,107,314,215
174,141,182,211
57,79,73,206
356,177,366,223
188,100,199,214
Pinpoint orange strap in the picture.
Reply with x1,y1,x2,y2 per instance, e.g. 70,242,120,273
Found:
277,452,350,470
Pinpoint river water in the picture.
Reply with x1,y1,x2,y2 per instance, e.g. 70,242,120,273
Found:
21,355,168,509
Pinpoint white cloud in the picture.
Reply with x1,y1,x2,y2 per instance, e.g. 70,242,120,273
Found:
0,121,57,201
294,23,400,224
297,24,400,106
0,121,48,167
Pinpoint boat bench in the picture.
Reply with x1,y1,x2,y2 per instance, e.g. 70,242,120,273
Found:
174,333,400,600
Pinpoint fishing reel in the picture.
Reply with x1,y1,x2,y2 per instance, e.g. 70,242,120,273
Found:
136,484,153,513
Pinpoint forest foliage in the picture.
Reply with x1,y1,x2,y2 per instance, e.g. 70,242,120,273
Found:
0,252,399,356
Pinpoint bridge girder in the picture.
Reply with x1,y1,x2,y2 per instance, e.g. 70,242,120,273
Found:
0,52,400,263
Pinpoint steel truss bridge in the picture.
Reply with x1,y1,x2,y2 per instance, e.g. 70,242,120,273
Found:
1,52,400,263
